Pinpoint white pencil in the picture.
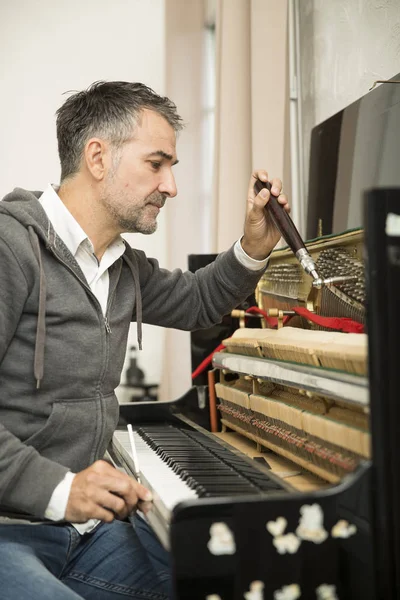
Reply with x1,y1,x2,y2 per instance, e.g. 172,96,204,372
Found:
127,424,141,483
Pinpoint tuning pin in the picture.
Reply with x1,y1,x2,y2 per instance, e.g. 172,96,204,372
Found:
312,275,358,289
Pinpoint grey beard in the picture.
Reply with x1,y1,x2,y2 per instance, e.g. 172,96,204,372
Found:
109,192,166,234
118,214,158,235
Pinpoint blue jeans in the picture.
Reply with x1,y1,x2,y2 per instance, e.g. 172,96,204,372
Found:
0,515,172,599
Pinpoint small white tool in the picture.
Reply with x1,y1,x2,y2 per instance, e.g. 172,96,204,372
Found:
127,424,141,483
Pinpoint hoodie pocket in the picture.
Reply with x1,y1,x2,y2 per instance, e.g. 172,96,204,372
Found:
24,394,120,472
24,402,69,451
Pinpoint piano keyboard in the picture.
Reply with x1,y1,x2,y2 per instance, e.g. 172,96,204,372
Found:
111,423,287,548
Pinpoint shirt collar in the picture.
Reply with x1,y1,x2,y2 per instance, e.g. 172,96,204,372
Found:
39,184,125,260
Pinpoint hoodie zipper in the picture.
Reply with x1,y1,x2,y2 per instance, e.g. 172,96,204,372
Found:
48,247,122,393
49,249,115,331
104,317,112,334
48,248,118,361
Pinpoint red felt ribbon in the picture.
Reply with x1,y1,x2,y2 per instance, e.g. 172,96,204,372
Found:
191,343,226,380
291,306,364,333
245,306,292,327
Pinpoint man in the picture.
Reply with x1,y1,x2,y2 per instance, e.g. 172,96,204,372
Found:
0,81,289,599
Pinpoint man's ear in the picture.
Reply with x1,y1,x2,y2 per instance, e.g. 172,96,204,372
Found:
84,138,110,181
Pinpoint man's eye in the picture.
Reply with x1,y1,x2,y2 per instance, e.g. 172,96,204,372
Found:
151,162,161,170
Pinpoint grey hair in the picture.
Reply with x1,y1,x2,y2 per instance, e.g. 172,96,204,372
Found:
56,81,184,181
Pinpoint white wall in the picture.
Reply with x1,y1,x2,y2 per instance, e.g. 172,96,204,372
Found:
298,0,400,195
0,0,167,398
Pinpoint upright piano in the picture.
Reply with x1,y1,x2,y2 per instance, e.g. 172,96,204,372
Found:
110,189,400,600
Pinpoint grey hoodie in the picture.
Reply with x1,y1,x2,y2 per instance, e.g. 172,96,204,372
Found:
0,188,266,520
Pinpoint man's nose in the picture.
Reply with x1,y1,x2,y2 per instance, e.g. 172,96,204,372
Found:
159,170,177,198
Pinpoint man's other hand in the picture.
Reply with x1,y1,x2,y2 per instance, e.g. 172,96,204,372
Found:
65,460,152,523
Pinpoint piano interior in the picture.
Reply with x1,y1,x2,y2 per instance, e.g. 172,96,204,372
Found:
217,229,368,483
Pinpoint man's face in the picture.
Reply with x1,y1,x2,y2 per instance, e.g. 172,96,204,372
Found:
100,108,178,234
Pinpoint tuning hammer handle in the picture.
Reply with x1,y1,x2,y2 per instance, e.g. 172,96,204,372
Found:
254,179,306,255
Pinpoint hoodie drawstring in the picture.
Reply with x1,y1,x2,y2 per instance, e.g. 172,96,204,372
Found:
122,253,143,351
28,227,47,389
